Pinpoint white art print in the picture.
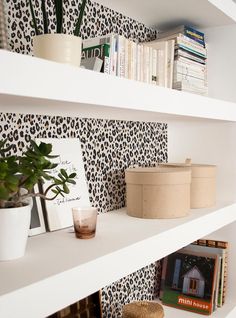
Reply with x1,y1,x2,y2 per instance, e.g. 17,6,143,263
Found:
36,138,90,231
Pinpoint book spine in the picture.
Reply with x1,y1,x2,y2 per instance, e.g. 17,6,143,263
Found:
151,48,157,84
143,46,150,83
117,36,125,77
136,44,141,81
177,44,206,58
183,25,205,46
157,49,165,87
176,37,206,55
124,37,129,79
167,40,174,88
139,44,144,82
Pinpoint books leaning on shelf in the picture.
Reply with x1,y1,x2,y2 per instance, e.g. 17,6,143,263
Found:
81,34,164,87
81,26,207,96
160,239,228,315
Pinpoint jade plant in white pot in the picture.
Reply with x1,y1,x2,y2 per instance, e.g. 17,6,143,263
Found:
0,140,76,261
29,0,87,66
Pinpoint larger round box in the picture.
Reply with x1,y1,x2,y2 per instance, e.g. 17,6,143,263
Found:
125,167,191,219
160,162,216,208
122,301,164,318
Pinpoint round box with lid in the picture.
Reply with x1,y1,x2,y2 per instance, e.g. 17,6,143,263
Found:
122,301,164,318
160,160,216,208
125,167,191,219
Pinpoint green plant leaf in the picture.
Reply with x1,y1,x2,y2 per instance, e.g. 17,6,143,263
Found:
60,168,68,178
74,0,87,36
0,185,9,200
69,173,77,178
41,0,49,34
67,179,76,185
54,0,63,33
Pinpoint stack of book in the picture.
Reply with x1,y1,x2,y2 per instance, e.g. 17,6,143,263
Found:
81,34,172,87
0,1,8,50
81,26,207,96
160,239,228,315
155,25,208,95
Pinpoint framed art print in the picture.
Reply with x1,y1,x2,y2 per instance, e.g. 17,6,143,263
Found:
28,184,46,236
36,138,90,231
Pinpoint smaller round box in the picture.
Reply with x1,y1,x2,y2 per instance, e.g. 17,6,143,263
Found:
122,301,164,318
125,167,191,219
160,162,217,209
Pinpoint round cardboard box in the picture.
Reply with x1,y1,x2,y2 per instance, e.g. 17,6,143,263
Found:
160,162,216,208
125,167,191,219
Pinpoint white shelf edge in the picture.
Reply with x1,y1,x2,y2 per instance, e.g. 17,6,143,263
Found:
0,201,235,318
1,50,236,122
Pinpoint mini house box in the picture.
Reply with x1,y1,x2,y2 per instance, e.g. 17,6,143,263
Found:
125,167,191,219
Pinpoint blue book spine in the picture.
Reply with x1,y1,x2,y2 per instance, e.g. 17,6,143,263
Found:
184,26,205,46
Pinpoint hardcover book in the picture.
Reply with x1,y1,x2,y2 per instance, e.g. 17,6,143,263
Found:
160,249,219,315
82,43,111,74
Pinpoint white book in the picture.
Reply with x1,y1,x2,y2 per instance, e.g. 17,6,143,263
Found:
151,49,157,85
131,41,137,80
167,40,175,88
124,37,129,79
136,44,141,81
139,45,144,82
143,46,150,83
116,35,125,77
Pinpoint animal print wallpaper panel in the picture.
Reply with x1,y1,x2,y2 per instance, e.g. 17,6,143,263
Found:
4,0,157,54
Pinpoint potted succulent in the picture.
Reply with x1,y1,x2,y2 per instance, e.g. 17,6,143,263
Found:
0,140,76,260
29,0,87,66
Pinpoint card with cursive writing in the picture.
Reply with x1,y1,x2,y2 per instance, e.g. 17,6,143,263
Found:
36,138,90,231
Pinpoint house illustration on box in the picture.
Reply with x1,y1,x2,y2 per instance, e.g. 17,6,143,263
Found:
172,259,205,298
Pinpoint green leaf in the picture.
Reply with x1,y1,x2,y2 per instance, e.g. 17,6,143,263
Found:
54,0,63,33
0,185,9,200
69,173,76,178
60,169,68,178
67,179,76,185
74,0,87,36
41,0,48,34
63,184,69,194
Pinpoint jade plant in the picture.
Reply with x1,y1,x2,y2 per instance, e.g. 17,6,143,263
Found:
0,140,76,209
29,0,87,36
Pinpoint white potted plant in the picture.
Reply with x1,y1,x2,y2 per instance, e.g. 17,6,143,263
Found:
29,0,87,66
0,140,76,260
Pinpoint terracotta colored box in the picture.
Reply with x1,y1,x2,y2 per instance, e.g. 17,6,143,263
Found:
125,167,191,219
160,160,217,209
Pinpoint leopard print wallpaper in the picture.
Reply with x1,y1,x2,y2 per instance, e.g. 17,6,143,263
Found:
0,113,167,316
4,0,157,54
2,1,165,316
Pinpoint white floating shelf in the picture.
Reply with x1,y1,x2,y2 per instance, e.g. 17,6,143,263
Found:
1,50,236,122
0,201,235,318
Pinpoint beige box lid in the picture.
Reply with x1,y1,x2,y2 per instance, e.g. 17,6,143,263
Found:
125,167,191,185
159,159,216,178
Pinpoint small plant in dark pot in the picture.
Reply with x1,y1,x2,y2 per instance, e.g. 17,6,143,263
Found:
0,140,76,260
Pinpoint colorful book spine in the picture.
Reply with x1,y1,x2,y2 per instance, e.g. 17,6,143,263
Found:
82,43,111,74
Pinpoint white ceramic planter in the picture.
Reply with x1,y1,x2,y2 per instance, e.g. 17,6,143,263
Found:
33,34,82,67
0,204,31,261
